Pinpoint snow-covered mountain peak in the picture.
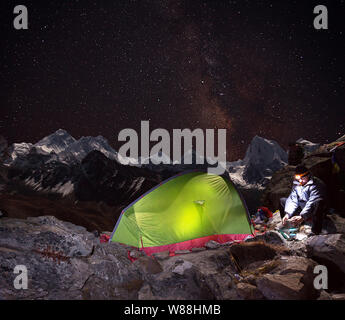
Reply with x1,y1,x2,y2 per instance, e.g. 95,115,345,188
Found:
244,135,288,166
228,135,288,186
34,129,76,154
6,142,33,164
6,130,120,166
58,135,118,164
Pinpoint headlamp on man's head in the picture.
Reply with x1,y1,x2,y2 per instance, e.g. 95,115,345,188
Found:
295,171,308,180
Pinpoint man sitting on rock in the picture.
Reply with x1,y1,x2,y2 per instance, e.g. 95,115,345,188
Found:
280,165,327,235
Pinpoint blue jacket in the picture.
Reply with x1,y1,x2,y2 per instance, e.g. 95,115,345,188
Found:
284,178,325,220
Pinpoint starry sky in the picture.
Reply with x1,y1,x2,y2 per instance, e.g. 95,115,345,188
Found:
1,0,345,160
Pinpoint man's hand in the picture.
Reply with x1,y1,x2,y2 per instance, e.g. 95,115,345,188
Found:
282,214,290,225
290,215,303,226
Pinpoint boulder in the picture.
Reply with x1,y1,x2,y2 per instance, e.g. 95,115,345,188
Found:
317,290,332,300
152,250,170,260
306,234,345,274
82,242,143,300
191,247,206,252
0,216,143,299
273,256,317,276
138,283,155,300
133,256,163,275
221,241,235,247
331,293,345,300
245,231,286,246
146,248,239,300
0,216,96,258
229,241,280,270
242,274,257,286
303,156,333,188
236,282,264,300
256,256,318,300
174,250,191,254
205,240,221,249
306,234,345,292
324,214,345,235
296,139,320,155
129,250,146,260
257,273,309,300
286,241,308,257
172,260,194,275
142,257,215,300
261,166,295,211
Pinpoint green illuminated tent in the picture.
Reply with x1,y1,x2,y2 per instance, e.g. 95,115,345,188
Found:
110,171,253,254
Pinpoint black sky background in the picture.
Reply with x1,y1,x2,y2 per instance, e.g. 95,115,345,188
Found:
1,0,345,160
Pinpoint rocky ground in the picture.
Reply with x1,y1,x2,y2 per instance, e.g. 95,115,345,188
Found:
1,215,344,300
1,135,344,300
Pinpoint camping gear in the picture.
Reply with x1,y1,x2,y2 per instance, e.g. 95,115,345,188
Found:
109,171,253,255
250,207,274,234
251,207,273,224
278,227,299,240
100,234,110,243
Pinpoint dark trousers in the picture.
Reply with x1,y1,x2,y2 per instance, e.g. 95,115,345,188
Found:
279,197,326,234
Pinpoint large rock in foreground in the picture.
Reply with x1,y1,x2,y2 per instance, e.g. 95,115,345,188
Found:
0,216,239,300
0,216,141,300
255,256,318,300
306,234,345,274
306,234,345,292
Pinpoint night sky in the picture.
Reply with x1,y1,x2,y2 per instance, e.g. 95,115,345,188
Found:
1,0,345,160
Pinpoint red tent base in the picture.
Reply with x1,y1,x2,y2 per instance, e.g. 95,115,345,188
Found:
140,233,252,256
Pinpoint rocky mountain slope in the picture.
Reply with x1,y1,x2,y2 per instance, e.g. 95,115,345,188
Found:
227,136,288,186
1,151,168,232
225,135,288,213
6,129,119,166
0,130,290,222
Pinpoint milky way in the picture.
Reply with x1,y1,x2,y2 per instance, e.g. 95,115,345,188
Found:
1,0,345,160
